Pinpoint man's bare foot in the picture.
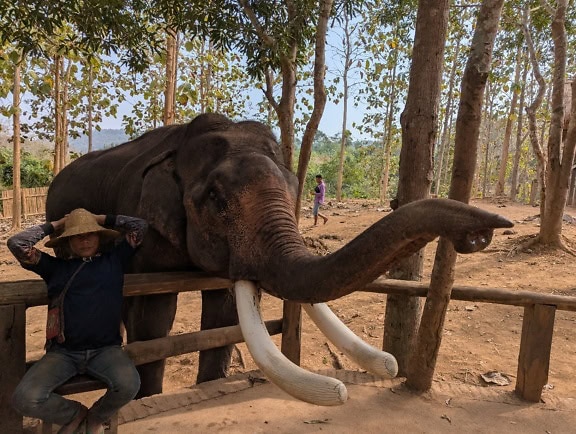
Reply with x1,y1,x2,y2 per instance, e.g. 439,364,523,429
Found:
57,404,88,434
85,411,105,434
323,217,328,224
86,421,104,434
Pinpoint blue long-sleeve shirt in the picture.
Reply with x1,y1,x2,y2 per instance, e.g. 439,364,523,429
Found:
7,215,147,350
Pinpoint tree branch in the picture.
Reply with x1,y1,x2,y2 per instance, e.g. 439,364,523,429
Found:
263,67,279,111
236,0,276,48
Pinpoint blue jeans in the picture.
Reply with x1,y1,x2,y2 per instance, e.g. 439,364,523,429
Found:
313,201,321,216
12,345,140,426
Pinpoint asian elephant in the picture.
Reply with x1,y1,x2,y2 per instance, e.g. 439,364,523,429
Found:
45,113,513,401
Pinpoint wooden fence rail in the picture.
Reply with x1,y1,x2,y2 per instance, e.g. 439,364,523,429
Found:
1,273,575,433
0,187,49,218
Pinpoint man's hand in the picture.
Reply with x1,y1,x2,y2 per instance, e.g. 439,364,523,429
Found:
94,214,106,225
51,215,68,231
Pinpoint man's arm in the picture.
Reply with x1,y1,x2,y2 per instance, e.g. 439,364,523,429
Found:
96,214,148,249
7,217,67,265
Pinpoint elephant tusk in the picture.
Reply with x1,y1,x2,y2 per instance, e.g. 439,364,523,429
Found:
234,280,348,406
303,303,398,378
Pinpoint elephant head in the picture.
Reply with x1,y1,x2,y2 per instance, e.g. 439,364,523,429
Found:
136,114,511,303
45,113,513,403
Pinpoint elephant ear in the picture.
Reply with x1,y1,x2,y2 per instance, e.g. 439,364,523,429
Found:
138,150,187,252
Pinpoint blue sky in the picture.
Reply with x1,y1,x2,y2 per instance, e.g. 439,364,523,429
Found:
95,88,366,140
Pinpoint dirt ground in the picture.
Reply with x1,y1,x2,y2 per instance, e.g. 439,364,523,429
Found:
2,198,576,432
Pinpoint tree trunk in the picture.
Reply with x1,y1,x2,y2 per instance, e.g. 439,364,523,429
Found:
563,79,576,205
163,29,178,126
522,6,547,211
380,62,398,203
434,38,460,197
539,0,571,246
59,60,72,171
495,43,522,197
510,55,529,201
441,116,455,189
87,66,94,153
481,82,494,198
295,0,333,220
11,58,22,230
568,167,576,206
482,141,491,197
383,0,449,376
380,55,399,204
336,15,352,202
380,130,392,204
406,0,505,392
53,56,63,175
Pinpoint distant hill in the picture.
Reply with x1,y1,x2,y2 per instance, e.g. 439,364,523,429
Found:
0,134,53,159
69,129,130,153
0,129,130,156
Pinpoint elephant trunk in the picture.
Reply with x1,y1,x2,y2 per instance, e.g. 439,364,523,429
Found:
252,198,512,303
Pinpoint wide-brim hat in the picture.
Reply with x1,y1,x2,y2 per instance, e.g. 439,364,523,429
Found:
45,208,121,248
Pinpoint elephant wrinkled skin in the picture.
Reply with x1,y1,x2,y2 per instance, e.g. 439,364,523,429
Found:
45,113,513,398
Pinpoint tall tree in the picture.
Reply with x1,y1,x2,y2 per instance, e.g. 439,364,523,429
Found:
331,13,358,202
406,0,504,391
494,40,523,197
538,0,573,247
564,79,576,204
11,51,23,229
509,54,529,201
383,0,450,375
163,29,178,126
522,6,547,209
356,1,414,203
294,0,334,212
523,0,573,248
434,37,461,197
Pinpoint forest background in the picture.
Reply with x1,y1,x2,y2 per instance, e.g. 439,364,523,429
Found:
1,1,574,206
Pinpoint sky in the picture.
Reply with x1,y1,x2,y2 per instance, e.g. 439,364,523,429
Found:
0,86,367,145
94,88,366,140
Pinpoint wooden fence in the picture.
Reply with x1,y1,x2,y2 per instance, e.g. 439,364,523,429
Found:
0,187,48,219
1,273,575,433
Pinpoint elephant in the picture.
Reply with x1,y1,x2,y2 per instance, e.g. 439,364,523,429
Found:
45,113,513,401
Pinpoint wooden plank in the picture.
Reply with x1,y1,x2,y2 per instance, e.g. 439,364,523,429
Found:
280,301,302,364
515,304,556,402
364,278,576,312
126,319,283,366
0,304,26,434
0,272,233,307
27,319,283,370
5,275,576,312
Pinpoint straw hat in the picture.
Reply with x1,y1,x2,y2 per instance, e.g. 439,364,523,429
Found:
45,208,121,248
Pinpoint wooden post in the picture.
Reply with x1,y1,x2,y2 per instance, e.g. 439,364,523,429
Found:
280,301,302,364
0,304,26,434
515,304,556,402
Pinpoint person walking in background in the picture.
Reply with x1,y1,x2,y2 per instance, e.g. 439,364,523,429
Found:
7,208,147,434
312,174,328,225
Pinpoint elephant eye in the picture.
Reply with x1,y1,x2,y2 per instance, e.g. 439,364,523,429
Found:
208,189,227,213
